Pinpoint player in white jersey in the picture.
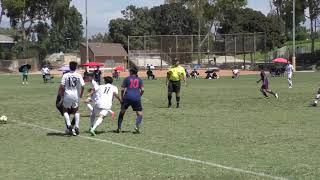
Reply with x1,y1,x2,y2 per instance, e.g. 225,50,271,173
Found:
285,62,294,88
89,76,121,136
58,61,85,136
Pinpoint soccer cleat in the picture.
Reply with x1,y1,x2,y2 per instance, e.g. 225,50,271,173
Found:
289,86,293,89
114,129,121,133
275,93,279,99
71,129,77,136
133,126,141,134
66,126,73,135
89,128,96,136
111,111,116,120
74,127,80,136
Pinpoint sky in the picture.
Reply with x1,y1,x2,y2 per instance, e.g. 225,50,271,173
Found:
0,0,272,36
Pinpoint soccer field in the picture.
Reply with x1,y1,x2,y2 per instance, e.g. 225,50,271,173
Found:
1,73,320,180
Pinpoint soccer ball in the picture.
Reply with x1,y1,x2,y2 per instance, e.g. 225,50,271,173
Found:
0,115,7,123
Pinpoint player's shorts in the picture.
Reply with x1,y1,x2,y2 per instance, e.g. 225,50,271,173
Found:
63,96,79,109
121,99,143,111
287,73,292,79
168,80,181,93
93,108,112,116
261,81,269,90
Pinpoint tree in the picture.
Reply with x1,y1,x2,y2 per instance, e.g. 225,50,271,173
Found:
89,33,113,43
306,0,320,53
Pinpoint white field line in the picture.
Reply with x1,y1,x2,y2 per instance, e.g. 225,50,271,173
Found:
12,120,289,180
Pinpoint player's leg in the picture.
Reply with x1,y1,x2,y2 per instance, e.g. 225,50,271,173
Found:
132,100,143,133
312,88,320,106
116,101,129,133
168,81,173,108
90,109,108,136
288,74,293,88
260,87,268,98
62,107,73,135
73,107,80,135
175,81,181,108
89,107,96,129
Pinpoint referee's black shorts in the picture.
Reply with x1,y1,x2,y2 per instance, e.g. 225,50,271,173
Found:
168,80,181,93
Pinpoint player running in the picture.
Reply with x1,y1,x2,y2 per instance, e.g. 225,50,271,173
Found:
58,61,85,136
166,60,187,108
285,61,294,88
89,77,121,136
257,65,279,99
116,67,144,134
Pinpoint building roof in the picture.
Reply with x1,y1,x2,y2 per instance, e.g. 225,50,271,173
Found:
0,34,14,43
82,43,127,57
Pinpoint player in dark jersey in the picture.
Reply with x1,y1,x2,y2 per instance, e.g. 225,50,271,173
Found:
116,67,144,134
257,65,279,99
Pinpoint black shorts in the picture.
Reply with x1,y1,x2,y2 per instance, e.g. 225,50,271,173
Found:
168,80,181,93
121,99,143,111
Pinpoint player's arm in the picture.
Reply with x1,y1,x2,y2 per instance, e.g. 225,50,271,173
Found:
166,72,170,86
58,85,65,97
181,69,187,86
140,86,144,96
256,76,262,83
92,79,99,91
114,92,122,103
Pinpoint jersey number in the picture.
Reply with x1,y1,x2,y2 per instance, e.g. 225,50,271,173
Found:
68,77,78,87
129,79,139,88
104,87,110,94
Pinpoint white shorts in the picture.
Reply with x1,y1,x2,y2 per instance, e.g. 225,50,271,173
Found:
63,96,79,109
288,73,292,79
93,108,112,116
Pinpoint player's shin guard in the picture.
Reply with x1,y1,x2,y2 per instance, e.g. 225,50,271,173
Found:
117,113,124,130
63,112,71,127
89,110,95,128
176,96,180,104
135,115,142,128
75,113,80,128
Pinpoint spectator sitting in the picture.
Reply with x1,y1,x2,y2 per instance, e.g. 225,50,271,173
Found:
112,70,120,80
190,69,199,79
146,69,156,80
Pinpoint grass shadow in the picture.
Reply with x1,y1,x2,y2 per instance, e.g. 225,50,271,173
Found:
47,132,69,137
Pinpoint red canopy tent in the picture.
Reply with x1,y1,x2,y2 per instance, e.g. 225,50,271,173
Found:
81,61,104,67
114,66,125,71
272,58,288,64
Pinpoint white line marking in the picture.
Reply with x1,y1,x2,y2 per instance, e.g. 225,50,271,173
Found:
13,120,288,180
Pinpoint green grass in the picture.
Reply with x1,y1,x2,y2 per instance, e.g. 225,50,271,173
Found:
1,73,320,179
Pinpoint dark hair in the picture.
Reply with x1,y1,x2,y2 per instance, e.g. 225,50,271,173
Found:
129,67,138,75
69,61,78,71
258,65,264,70
104,76,113,84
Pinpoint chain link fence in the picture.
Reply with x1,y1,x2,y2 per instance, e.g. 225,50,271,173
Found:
128,32,266,69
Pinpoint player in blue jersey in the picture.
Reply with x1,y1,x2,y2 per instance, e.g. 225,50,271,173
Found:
257,65,278,99
116,67,144,134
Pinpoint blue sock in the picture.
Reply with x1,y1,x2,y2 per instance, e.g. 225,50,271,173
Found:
135,115,142,127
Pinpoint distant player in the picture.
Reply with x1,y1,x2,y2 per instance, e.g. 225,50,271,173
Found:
311,88,320,106
58,61,85,136
89,77,121,136
285,62,294,88
257,65,279,99
116,67,144,134
166,60,187,108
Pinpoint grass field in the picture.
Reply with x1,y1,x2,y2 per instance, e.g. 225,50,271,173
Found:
0,72,320,180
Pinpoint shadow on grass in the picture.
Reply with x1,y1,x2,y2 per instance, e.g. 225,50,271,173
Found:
108,130,132,134
47,132,69,137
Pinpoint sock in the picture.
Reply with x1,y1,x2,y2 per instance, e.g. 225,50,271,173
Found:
92,117,103,131
74,113,80,128
288,79,293,87
135,115,142,128
63,112,71,127
117,113,124,130
176,96,180,104
87,104,93,111
261,90,268,97
89,111,95,128
268,90,276,96
168,95,172,105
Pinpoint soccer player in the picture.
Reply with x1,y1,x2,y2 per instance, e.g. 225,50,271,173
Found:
257,65,279,99
116,67,144,134
89,77,121,136
41,65,50,83
311,88,320,106
58,61,85,136
166,60,187,108
93,66,102,85
285,61,294,88
22,66,29,85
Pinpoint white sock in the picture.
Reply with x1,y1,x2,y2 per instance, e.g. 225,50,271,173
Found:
89,110,95,128
92,117,103,131
87,104,93,111
63,112,71,127
75,113,80,128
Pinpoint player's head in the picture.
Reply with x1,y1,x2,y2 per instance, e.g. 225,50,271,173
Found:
104,76,113,84
129,67,138,75
69,61,78,71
